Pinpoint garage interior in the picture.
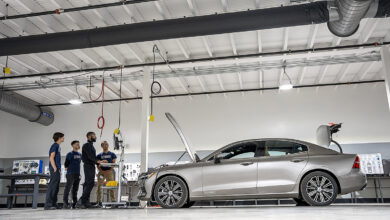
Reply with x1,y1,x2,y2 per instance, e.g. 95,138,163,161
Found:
1,0,390,219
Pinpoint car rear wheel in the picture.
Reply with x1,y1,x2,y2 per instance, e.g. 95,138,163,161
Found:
300,171,338,206
154,176,188,208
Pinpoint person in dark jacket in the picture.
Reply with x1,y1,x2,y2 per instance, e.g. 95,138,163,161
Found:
76,132,106,209
44,132,64,210
63,140,82,209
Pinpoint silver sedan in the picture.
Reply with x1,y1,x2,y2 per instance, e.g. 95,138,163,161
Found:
138,113,366,208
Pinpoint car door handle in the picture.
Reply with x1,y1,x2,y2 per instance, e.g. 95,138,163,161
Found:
291,159,304,163
240,162,254,166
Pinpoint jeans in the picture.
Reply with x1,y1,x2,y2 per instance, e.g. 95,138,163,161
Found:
80,163,95,204
63,173,80,205
45,170,60,208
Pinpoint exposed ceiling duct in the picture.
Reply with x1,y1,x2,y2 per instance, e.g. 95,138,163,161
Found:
0,1,329,56
0,91,54,126
328,0,378,37
0,1,388,56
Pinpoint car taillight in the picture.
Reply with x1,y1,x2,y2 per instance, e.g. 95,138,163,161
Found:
352,156,360,169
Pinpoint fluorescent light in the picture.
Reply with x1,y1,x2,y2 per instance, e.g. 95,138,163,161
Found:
68,99,83,105
279,83,293,90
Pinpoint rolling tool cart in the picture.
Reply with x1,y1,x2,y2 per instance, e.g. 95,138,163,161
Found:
100,129,127,208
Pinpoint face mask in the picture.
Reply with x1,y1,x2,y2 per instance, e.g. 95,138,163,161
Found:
91,138,96,142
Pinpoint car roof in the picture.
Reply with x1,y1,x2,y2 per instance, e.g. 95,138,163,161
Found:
201,138,338,161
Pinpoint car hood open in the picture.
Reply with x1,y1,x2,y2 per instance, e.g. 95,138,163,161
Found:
165,112,198,163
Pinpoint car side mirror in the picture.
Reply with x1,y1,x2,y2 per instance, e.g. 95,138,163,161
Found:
214,154,223,164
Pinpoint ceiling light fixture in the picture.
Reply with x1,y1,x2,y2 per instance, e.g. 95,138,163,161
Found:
68,84,83,105
68,98,83,105
279,62,294,91
279,83,293,90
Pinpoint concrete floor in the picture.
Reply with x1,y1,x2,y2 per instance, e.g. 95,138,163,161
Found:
1,205,389,220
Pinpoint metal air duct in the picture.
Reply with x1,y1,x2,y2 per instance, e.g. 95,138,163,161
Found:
328,0,374,37
0,91,54,126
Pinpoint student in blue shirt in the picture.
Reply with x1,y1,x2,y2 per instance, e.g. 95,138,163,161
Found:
63,140,82,209
96,141,117,206
45,132,64,210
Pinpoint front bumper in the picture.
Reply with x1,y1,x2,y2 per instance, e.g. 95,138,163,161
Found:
137,172,156,201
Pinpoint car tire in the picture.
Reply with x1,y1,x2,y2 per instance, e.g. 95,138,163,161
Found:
293,198,309,206
300,171,338,206
182,201,195,208
153,176,188,208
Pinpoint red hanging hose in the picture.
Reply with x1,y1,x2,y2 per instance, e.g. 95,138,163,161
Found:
89,75,105,137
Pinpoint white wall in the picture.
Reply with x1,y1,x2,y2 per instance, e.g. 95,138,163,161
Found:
1,83,390,158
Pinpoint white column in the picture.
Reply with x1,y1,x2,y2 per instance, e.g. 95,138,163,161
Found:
380,46,390,111
140,67,151,173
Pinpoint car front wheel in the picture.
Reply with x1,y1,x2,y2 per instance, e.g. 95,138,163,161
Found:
154,176,188,208
300,171,338,206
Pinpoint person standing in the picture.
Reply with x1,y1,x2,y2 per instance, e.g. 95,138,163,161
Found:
63,140,82,209
45,132,64,210
96,141,117,206
76,132,106,209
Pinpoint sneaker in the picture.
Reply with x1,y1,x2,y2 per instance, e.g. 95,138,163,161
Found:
63,203,71,209
93,202,102,208
75,200,87,209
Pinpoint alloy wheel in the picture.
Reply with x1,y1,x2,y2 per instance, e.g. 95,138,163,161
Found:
157,180,183,206
306,175,334,204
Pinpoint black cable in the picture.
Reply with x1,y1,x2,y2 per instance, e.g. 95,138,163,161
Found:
75,84,81,99
118,66,123,129
150,45,163,118
283,65,293,85
150,46,156,117
1,56,8,91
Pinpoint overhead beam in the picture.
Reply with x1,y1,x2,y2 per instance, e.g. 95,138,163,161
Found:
0,0,157,21
2,41,387,80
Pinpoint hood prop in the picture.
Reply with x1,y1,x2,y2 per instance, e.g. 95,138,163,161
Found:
165,113,199,163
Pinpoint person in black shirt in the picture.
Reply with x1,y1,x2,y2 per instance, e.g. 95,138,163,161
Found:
76,132,107,209
63,140,82,209
44,132,64,210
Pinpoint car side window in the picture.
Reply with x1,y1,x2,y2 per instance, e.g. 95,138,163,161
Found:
219,142,258,160
259,140,308,157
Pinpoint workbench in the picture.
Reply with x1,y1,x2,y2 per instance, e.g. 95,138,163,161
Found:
0,174,50,209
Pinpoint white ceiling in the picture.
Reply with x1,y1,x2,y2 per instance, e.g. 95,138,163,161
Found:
0,0,389,105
